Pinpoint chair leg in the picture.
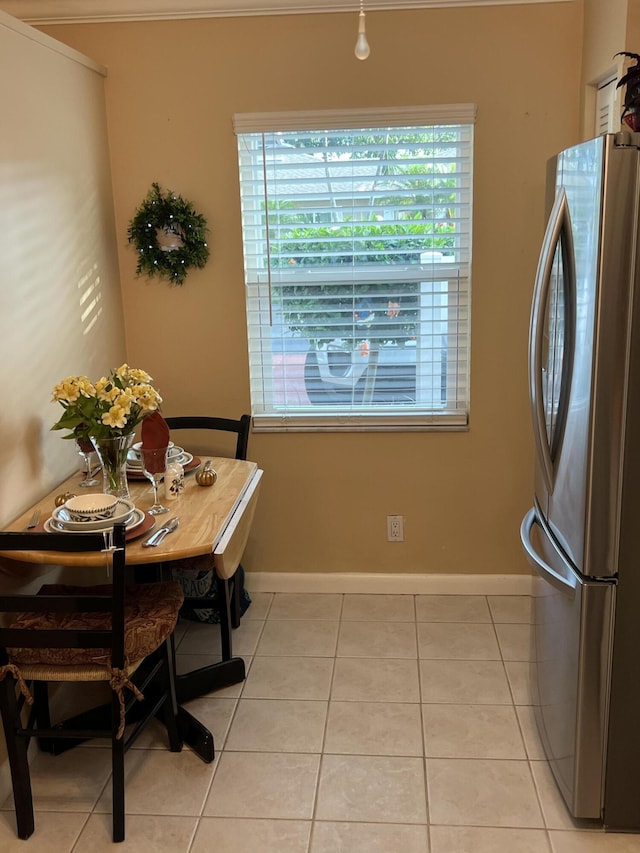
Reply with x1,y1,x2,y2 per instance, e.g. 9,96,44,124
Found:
229,568,242,630
0,676,35,839
160,638,182,753
111,692,125,843
32,681,53,753
217,577,233,661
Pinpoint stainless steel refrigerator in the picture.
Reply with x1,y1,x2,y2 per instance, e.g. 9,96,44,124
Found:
521,131,640,831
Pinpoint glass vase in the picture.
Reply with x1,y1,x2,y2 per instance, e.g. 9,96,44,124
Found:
90,434,134,499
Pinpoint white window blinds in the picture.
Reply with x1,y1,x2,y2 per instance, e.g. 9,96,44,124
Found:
234,105,475,431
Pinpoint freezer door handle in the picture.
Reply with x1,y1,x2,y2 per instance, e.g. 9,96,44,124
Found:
529,188,576,494
520,508,577,593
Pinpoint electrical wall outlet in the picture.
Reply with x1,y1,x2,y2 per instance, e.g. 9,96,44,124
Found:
387,515,404,541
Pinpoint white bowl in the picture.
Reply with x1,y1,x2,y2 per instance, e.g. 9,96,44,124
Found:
53,499,135,531
64,494,118,523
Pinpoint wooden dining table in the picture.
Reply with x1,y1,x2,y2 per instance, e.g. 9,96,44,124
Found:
0,454,262,762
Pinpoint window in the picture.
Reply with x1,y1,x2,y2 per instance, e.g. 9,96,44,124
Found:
234,105,475,431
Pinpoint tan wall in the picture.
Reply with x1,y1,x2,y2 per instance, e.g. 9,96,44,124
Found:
627,0,640,48
583,0,627,81
41,2,583,577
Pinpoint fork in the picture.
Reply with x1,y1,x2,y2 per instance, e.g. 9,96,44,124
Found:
23,509,40,530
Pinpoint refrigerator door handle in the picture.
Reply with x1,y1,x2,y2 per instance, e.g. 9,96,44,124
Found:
520,508,577,593
529,188,576,494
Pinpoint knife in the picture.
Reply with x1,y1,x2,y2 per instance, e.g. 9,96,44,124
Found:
142,517,179,547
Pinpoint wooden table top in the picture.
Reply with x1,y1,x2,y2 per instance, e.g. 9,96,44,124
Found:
2,456,259,567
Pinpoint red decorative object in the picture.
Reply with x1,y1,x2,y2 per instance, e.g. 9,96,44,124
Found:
623,110,640,131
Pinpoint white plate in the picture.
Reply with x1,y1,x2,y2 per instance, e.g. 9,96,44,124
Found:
52,499,135,531
44,507,145,535
127,444,183,468
126,451,192,473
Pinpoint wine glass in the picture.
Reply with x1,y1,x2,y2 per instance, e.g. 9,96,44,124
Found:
76,437,99,488
140,446,170,515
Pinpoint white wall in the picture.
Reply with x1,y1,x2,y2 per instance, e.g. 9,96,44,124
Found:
0,10,125,528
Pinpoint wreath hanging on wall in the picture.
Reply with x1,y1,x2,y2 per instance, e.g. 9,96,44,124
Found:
127,182,210,285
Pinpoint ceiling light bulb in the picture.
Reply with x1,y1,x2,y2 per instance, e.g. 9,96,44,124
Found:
354,10,370,61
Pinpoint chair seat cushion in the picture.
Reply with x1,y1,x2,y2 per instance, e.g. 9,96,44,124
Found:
8,582,183,669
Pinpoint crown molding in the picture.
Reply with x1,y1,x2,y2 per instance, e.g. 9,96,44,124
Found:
0,0,573,26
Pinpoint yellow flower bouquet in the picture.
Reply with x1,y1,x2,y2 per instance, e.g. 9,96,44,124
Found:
51,364,162,441
51,365,163,497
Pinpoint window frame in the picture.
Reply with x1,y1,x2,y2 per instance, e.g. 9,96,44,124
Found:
234,104,476,432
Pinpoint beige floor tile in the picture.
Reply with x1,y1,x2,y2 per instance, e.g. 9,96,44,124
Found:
175,620,219,654
416,595,491,623
204,752,320,819
243,656,334,700
331,657,420,703
174,653,251,697
430,825,551,852
488,595,532,624
192,817,311,853
324,701,423,756
182,695,238,748
268,593,342,620
177,619,264,656
256,620,339,657
417,623,500,660
243,592,273,620
174,620,190,645
342,594,415,622
505,661,533,705
427,758,543,827
529,760,579,830
225,698,327,752
94,749,216,817
420,659,512,704
315,754,427,823
423,704,525,759
311,821,429,852
496,623,532,661
72,813,198,852
1,746,111,813
516,706,547,760
548,830,640,851
337,621,417,658
0,810,88,851
14,590,615,852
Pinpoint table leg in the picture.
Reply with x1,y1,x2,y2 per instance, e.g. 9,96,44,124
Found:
175,657,246,705
38,697,218,763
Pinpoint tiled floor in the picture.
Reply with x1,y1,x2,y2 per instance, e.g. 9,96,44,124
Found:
2,592,640,851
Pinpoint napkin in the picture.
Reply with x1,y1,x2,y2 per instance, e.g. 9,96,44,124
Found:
141,412,171,474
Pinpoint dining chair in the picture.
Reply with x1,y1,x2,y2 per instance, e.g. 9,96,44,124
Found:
0,524,184,842
164,414,252,658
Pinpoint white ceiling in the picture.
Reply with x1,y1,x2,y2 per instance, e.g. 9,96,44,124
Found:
0,0,572,25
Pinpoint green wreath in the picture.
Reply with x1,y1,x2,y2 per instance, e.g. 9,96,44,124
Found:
127,182,209,285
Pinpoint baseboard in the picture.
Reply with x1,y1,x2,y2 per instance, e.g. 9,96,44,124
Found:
245,572,533,596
